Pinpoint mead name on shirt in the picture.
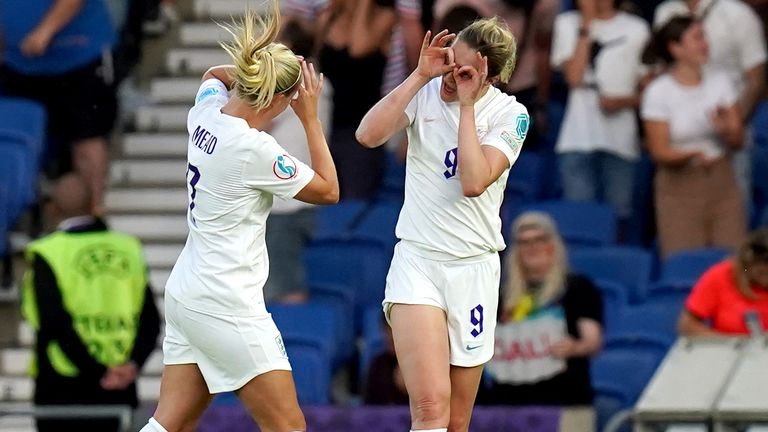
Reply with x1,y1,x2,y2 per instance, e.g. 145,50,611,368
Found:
192,125,217,154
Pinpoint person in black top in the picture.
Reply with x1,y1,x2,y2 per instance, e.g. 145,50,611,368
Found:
22,174,161,432
483,211,603,432
316,0,398,200
363,313,409,405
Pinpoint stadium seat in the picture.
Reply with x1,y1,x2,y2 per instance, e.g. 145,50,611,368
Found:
358,306,386,388
312,199,367,240
0,186,8,258
753,146,768,227
0,136,34,223
506,151,545,201
609,299,684,346
269,302,339,366
349,202,401,250
304,237,391,329
309,282,356,362
653,247,731,295
591,346,663,407
592,279,629,332
517,200,617,247
284,342,332,405
378,151,406,204
0,97,46,165
569,246,653,303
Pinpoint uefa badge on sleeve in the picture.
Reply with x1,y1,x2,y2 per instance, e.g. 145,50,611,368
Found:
273,154,298,180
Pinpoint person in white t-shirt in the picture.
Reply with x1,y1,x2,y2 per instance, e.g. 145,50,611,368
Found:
641,15,746,258
653,0,767,213
356,18,528,432
138,3,339,432
551,0,650,232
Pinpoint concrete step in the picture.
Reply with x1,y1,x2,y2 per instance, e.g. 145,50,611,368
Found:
110,159,187,187
193,0,268,19
108,214,189,242
143,349,164,376
135,105,189,132
144,243,184,269
17,323,33,348
122,133,187,158
105,188,188,214
179,22,229,47
1,349,29,376
167,48,228,76
150,269,172,295
150,78,199,104
0,416,33,432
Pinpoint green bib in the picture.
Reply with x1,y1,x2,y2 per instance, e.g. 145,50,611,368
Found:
22,230,148,377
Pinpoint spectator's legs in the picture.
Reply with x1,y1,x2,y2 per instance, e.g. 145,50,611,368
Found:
558,152,597,202
599,151,636,242
236,370,306,431
72,137,109,214
654,167,708,259
446,365,483,432
390,304,451,430
264,208,315,303
149,364,213,432
708,159,747,251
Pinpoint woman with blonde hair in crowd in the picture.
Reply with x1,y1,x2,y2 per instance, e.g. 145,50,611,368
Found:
484,211,603,432
138,1,339,431
357,16,528,432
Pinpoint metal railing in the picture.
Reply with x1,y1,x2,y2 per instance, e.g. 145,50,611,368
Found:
0,403,133,432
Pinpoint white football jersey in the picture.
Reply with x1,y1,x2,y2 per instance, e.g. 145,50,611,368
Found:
398,77,528,259
165,79,314,316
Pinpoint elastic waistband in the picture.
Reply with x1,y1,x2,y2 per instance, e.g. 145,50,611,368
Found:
398,240,496,263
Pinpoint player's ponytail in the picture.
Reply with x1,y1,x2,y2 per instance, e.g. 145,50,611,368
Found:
219,0,302,111
456,17,517,84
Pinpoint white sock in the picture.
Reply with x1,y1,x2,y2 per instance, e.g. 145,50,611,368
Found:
139,418,169,432
410,429,448,432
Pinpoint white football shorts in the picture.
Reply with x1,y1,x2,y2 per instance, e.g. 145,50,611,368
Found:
383,240,500,367
162,292,291,393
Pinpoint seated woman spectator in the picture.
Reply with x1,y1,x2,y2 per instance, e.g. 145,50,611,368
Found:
678,228,768,336
641,16,747,259
483,211,603,432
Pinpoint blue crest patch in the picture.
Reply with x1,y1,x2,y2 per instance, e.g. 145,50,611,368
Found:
515,113,530,140
196,87,219,103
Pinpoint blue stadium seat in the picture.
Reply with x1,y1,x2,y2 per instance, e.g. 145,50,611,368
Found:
517,200,617,247
654,247,731,293
590,346,663,407
609,299,684,345
0,135,35,223
569,246,653,303
752,100,768,148
0,97,46,165
0,186,8,257
304,237,391,329
313,199,367,240
309,282,356,362
358,306,386,388
592,279,628,332
378,151,406,204
269,302,339,366
284,342,332,405
753,146,768,227
349,202,401,250
507,151,545,201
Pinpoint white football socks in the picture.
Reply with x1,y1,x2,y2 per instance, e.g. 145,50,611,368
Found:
410,429,448,432
139,418,169,432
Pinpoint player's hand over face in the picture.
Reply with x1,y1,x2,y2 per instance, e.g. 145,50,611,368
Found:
453,52,488,107
416,30,456,81
290,60,324,124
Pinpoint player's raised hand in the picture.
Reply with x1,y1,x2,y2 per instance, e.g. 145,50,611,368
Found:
454,52,488,107
415,30,456,81
291,60,324,124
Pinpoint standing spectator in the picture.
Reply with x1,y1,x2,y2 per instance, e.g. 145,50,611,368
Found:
21,173,160,431
641,16,746,258
317,0,398,200
484,211,603,432
678,227,768,336
363,314,409,405
0,0,118,215
264,21,334,304
551,0,650,235
654,0,767,211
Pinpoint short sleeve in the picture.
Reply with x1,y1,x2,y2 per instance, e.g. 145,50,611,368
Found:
640,79,670,121
242,132,314,199
550,12,578,69
195,79,229,108
711,71,738,107
685,263,723,320
482,103,529,166
404,88,420,124
734,4,768,71
567,274,604,325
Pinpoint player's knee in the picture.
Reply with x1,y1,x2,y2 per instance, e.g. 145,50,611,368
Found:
412,392,451,425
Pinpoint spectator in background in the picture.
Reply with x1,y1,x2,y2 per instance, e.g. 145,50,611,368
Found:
264,20,334,304
678,228,768,336
483,211,603,432
551,0,650,237
433,0,560,150
0,0,118,215
363,314,409,405
21,173,160,432
316,0,398,200
653,0,767,213
641,16,746,258
744,0,768,94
